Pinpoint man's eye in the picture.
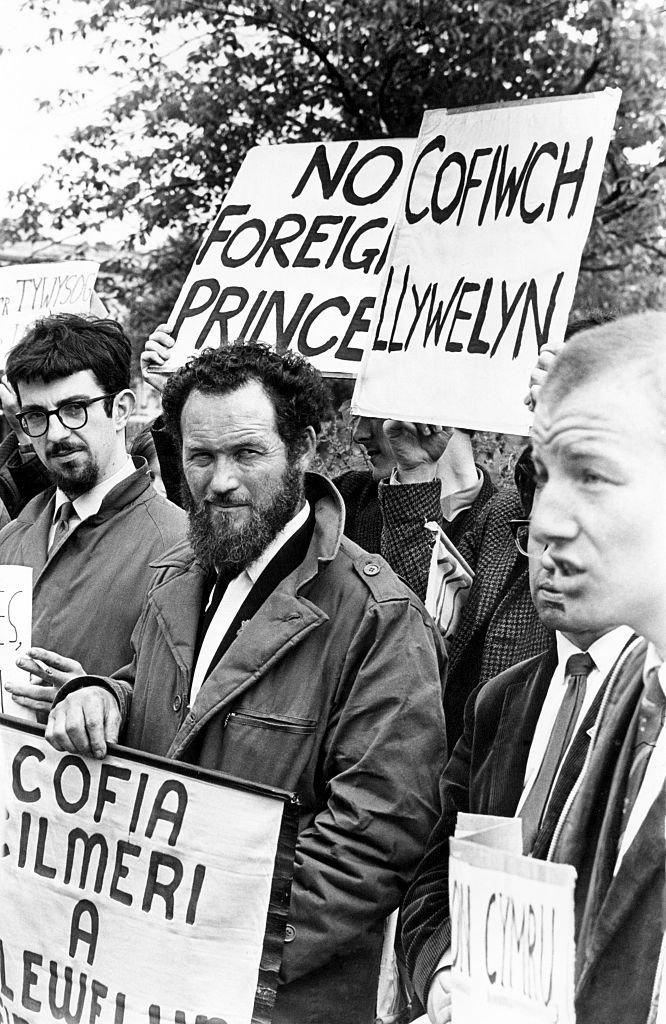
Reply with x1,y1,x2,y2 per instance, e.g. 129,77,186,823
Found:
60,402,85,416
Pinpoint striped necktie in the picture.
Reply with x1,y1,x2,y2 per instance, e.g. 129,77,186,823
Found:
618,665,665,846
521,652,595,853
49,500,76,553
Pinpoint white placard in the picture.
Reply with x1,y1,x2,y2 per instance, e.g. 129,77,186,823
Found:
449,834,576,1024
0,720,296,1024
0,261,99,366
352,89,621,434
0,565,33,722
164,139,416,376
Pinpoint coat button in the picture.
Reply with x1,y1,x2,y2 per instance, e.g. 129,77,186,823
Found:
172,694,182,712
363,563,380,576
284,924,296,943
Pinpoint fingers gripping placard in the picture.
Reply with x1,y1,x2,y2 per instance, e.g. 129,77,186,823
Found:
0,718,298,1024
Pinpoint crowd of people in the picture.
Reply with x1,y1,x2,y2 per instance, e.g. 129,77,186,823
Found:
0,307,664,1024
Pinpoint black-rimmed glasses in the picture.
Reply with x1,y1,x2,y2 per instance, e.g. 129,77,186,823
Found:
509,518,531,557
17,394,117,438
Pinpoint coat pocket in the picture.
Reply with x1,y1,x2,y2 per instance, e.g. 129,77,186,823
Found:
220,709,318,792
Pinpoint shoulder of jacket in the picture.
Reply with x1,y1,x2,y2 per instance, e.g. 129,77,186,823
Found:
478,651,550,702
333,537,418,606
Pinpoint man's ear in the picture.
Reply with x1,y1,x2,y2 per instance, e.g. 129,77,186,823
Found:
114,388,136,430
296,426,317,470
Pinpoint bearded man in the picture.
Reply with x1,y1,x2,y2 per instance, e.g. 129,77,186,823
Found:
46,342,447,1024
0,313,186,715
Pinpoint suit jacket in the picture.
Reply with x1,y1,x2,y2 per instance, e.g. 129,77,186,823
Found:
552,638,662,1024
442,488,553,748
401,637,646,1007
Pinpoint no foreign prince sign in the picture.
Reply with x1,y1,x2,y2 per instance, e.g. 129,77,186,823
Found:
164,139,416,376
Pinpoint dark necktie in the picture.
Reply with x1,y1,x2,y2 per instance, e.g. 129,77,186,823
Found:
521,651,595,853
618,665,665,847
48,500,76,555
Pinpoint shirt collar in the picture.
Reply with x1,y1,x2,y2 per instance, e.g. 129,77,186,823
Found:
54,456,135,522
555,625,635,680
241,500,311,586
644,642,666,697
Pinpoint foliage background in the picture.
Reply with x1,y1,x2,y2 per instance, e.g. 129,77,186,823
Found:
7,0,666,481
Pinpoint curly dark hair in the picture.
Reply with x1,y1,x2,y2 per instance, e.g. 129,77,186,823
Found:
162,342,332,454
7,314,131,415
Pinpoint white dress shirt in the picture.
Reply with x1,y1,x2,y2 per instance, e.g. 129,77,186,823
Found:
615,642,666,872
516,625,634,813
190,501,311,705
48,456,136,549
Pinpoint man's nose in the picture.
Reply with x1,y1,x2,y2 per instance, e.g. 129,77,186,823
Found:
209,457,240,495
46,413,71,443
529,481,578,549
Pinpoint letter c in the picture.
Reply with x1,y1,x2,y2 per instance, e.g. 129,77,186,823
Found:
485,892,497,984
12,745,44,803
405,135,447,224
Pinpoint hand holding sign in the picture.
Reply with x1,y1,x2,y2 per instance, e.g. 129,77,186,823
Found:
524,336,566,411
385,420,452,483
141,323,175,393
427,967,453,1024
46,683,121,759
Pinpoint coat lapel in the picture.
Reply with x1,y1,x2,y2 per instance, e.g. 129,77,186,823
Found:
167,591,326,758
488,650,556,814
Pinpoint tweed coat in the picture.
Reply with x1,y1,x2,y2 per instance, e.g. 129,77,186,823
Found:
383,485,552,749
334,465,495,580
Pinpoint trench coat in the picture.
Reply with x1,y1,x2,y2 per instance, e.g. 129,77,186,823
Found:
60,472,447,1024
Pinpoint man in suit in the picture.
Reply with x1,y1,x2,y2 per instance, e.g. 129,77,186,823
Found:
529,310,666,1024
405,311,666,1024
401,519,640,1021
44,342,446,1024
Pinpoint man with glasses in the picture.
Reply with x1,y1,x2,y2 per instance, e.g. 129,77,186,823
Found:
400,486,642,1024
0,313,186,715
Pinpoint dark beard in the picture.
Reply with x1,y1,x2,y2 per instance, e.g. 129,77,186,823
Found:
44,447,99,498
186,462,305,575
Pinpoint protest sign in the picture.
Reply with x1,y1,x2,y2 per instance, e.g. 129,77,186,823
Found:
164,139,416,376
0,717,298,1024
449,815,577,1024
0,566,33,723
0,262,99,367
352,88,621,434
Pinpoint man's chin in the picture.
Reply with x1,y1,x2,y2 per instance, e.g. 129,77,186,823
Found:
46,462,98,498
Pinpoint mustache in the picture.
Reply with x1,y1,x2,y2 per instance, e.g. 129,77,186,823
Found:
46,442,86,458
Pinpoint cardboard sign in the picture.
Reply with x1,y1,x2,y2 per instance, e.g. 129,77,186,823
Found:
0,566,33,723
352,89,621,434
449,816,577,1024
164,139,416,376
0,717,298,1024
0,262,99,366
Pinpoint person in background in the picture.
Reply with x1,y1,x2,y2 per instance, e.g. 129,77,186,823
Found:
401,531,639,1021
0,313,187,716
44,342,447,1024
